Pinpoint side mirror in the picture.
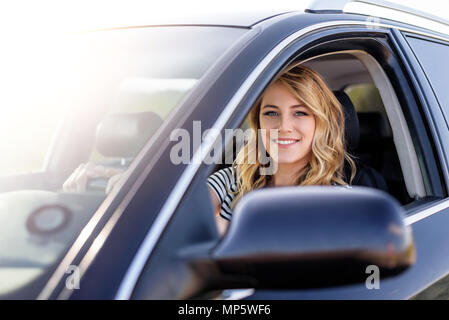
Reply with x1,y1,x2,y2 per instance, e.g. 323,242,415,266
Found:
202,186,415,290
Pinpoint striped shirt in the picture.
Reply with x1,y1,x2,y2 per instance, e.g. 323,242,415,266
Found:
206,167,237,221
206,167,352,221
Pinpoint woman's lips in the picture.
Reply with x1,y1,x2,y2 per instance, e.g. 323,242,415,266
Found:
272,138,300,147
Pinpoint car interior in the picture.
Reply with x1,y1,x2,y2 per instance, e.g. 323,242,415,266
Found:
303,51,416,205
213,50,424,206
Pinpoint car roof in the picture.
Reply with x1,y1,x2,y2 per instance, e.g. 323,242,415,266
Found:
78,8,307,32
134,10,300,28
77,1,449,39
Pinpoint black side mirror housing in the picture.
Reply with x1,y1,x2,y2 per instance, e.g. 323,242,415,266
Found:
204,186,415,289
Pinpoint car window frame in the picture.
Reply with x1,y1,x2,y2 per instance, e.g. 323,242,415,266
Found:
403,34,449,130
394,30,449,193
388,29,449,225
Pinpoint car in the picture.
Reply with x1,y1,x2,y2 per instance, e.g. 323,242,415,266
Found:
1,0,449,300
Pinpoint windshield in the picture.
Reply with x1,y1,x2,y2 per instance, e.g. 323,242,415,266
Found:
0,26,247,298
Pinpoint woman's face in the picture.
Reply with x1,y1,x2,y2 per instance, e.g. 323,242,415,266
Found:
259,81,316,166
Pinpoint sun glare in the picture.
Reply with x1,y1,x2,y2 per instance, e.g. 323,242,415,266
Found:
0,0,448,175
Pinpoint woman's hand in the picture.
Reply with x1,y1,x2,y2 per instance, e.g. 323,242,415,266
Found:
208,187,229,236
105,172,124,195
62,162,124,194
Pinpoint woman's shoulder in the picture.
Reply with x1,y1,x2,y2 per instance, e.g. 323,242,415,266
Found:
207,166,237,188
206,167,237,218
208,166,235,179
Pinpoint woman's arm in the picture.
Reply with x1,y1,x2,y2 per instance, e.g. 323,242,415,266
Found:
208,187,229,236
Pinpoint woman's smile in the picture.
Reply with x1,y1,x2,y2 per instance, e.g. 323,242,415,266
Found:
272,138,301,147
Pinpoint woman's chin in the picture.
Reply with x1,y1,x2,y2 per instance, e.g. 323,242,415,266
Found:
273,153,310,165
275,157,304,164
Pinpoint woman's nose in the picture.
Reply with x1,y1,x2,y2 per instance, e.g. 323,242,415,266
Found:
278,114,293,132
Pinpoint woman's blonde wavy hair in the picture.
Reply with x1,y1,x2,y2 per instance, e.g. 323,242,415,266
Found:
231,64,356,207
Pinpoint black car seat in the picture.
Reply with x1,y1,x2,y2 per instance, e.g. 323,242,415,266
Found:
333,91,389,192
356,112,411,203
86,111,163,191
356,112,389,170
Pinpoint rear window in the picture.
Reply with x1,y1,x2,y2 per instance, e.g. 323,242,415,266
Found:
406,35,449,128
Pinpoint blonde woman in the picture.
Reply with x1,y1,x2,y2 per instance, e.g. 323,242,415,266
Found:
206,65,357,235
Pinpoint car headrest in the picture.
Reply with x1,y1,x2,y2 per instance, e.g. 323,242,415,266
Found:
358,112,390,144
333,90,359,151
95,111,163,158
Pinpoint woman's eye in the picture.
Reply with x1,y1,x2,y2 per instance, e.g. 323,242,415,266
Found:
295,111,308,116
263,111,278,116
